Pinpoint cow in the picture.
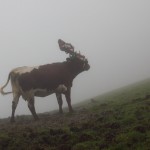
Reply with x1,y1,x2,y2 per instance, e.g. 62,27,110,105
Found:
0,39,90,122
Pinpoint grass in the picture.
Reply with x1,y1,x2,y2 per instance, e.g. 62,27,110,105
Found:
1,79,150,149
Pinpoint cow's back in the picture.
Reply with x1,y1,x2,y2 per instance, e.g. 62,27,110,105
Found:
15,63,71,91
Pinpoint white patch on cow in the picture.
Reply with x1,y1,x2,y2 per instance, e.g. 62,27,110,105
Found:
12,66,39,75
56,85,67,93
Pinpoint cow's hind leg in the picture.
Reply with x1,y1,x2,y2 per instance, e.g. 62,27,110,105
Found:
11,93,20,123
27,97,39,121
56,93,63,114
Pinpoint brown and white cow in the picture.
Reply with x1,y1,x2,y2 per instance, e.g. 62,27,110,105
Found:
0,40,90,122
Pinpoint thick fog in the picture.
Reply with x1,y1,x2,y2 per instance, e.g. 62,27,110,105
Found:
0,0,150,118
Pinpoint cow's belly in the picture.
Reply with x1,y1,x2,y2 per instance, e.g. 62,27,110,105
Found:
34,85,67,97
34,89,54,97
21,84,67,100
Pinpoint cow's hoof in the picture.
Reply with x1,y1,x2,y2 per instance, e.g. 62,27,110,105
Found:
10,118,15,123
69,109,74,113
34,117,39,121
59,110,63,114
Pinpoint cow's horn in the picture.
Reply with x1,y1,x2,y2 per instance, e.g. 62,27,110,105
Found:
58,39,74,54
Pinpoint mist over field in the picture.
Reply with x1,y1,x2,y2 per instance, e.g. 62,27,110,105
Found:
0,0,150,118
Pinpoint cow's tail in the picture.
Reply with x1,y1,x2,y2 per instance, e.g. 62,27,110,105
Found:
0,73,12,95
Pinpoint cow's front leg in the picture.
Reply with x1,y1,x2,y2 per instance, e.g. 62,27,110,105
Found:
65,87,73,113
27,98,39,121
56,93,63,114
11,93,20,123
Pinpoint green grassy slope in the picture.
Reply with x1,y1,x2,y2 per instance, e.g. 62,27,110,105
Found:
1,79,150,150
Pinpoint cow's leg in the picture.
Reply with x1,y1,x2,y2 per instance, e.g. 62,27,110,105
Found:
56,93,63,114
11,93,20,123
27,98,39,121
65,87,73,113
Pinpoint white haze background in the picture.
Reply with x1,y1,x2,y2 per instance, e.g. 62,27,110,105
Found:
0,0,150,118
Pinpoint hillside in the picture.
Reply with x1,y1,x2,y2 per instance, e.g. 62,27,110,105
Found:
1,79,150,150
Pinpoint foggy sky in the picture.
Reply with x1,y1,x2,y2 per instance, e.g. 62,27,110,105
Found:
0,0,150,118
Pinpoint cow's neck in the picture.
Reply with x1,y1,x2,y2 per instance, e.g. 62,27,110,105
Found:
67,62,83,79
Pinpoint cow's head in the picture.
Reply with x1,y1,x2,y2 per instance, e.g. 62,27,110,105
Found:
66,56,90,72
